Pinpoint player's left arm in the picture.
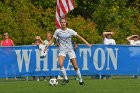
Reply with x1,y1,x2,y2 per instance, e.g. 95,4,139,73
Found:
76,34,91,47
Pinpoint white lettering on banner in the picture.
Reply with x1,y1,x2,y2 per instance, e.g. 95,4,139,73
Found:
93,48,118,71
106,48,118,70
80,48,91,70
14,47,118,73
51,49,60,71
66,60,74,70
93,48,105,70
35,49,49,71
15,49,32,72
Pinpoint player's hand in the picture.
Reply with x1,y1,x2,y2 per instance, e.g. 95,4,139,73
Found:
87,43,91,47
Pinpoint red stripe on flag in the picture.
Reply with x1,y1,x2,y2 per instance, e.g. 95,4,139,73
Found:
56,5,60,17
71,0,75,8
55,17,60,29
59,0,67,14
55,0,75,29
66,0,70,12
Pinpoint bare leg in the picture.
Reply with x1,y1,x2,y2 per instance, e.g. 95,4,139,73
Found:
59,56,68,80
70,58,83,82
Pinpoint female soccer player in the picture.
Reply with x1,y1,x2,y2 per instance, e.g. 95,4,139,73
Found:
44,18,91,85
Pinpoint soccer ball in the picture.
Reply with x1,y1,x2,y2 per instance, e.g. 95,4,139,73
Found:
49,78,58,86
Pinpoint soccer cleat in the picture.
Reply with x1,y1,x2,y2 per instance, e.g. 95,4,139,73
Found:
61,79,69,85
79,81,85,85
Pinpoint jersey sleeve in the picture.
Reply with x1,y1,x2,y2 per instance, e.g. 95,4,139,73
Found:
53,30,58,39
69,29,77,36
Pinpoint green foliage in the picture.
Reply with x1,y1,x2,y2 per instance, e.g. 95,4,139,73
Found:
0,0,56,45
68,16,101,44
0,0,140,45
31,0,56,9
74,0,140,44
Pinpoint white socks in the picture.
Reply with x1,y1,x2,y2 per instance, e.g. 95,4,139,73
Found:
60,67,68,80
60,67,83,82
76,69,83,82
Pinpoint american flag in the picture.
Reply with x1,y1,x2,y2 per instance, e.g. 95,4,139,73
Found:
55,0,75,28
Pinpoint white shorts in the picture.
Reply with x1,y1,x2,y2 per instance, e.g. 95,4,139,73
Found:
58,50,76,59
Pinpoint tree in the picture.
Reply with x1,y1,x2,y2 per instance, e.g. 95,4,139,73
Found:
0,0,139,45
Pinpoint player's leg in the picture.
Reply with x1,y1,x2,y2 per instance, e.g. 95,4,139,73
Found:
58,55,69,85
70,58,84,85
68,51,84,85
59,55,67,80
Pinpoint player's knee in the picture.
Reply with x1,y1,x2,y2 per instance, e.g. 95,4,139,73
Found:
59,64,63,68
74,67,78,70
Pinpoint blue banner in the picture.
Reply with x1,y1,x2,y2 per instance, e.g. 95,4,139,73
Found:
0,45,140,77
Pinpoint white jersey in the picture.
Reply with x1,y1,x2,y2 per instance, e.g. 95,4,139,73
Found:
129,40,140,45
53,28,77,52
103,38,116,45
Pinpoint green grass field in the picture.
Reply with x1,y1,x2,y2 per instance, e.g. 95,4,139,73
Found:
0,76,140,93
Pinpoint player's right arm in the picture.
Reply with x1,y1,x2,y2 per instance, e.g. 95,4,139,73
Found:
44,30,58,51
44,37,55,51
